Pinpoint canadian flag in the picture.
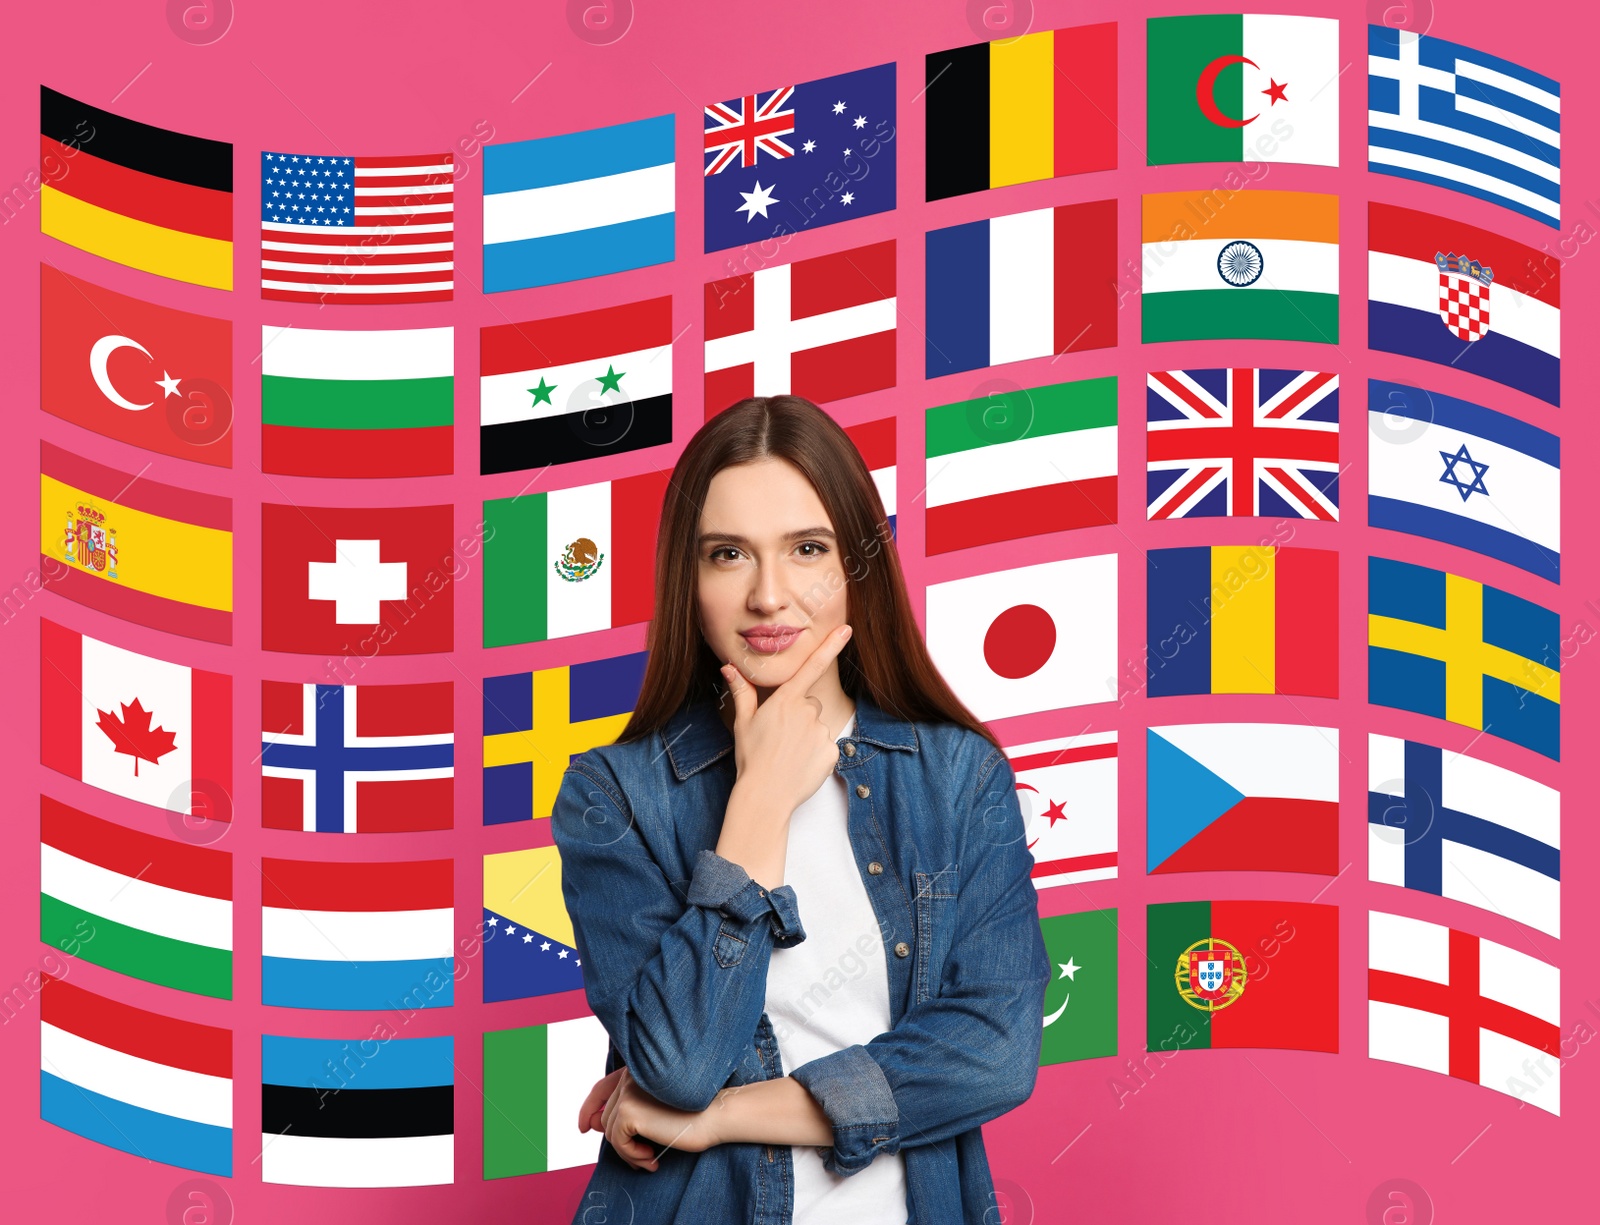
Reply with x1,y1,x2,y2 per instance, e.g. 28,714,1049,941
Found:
703,239,896,417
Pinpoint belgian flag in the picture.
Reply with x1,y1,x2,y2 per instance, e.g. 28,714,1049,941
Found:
40,86,233,289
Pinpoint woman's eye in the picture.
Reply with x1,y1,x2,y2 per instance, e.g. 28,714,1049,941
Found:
797,542,827,557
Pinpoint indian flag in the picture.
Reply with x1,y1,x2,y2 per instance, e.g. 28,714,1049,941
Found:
483,1015,609,1177
1147,15,1339,167
41,796,232,998
260,324,454,478
925,377,1117,555
1142,189,1339,343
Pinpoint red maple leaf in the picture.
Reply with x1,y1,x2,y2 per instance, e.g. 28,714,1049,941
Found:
95,698,178,777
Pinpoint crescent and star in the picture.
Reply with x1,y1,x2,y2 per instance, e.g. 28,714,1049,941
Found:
89,335,183,411
1195,55,1289,128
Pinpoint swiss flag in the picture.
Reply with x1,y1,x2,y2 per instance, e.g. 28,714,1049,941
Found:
703,239,896,419
262,503,454,655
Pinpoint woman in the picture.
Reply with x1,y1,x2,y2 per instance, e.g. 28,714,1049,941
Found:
550,394,1050,1224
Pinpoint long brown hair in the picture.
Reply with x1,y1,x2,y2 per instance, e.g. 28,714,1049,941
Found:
613,394,1002,753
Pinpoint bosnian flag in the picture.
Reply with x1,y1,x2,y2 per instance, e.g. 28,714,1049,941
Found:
1005,732,1117,888
1369,734,1559,937
1368,202,1559,406
1369,910,1561,1114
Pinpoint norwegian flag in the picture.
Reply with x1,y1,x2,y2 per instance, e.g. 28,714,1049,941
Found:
704,86,796,175
1146,368,1340,520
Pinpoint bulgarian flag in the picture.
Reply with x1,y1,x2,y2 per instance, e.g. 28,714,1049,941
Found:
1142,189,1338,343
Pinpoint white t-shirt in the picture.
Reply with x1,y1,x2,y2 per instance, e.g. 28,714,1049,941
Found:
763,713,909,1224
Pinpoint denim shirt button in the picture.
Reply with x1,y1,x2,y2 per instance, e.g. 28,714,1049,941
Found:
893,941,910,957
855,784,871,798
843,742,856,757
867,861,883,875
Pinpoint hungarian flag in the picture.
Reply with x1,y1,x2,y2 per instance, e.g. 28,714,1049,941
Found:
41,440,233,643
261,324,454,477
262,681,455,833
42,974,232,1177
41,264,233,466
1147,723,1339,875
926,200,1117,377
926,377,1116,555
480,296,672,475
261,857,454,1010
925,553,1117,721
1006,732,1118,888
263,1034,453,1186
1039,909,1118,1064
1147,15,1339,167
482,469,668,647
41,618,232,820
704,240,896,415
1142,190,1339,342
261,502,454,655
484,1016,609,1177
1147,899,1338,1053
925,22,1117,200
484,846,584,1001
1369,910,1560,1114
40,86,232,290
41,796,232,998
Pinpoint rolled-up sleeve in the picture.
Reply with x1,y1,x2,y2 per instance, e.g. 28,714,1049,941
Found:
550,759,804,1113
789,746,1049,1176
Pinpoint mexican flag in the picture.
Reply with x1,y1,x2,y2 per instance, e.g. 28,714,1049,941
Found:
1147,15,1339,167
1142,189,1338,343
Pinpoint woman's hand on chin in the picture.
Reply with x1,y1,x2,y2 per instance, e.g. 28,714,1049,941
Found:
578,1065,723,1171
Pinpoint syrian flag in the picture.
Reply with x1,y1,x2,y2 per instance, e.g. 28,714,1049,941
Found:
704,240,896,415
482,469,669,647
1005,732,1118,888
1369,734,1560,937
925,553,1117,721
41,263,233,466
481,296,673,475
41,973,232,1177
261,502,454,655
41,618,232,819
261,857,454,1009
41,796,232,998
263,1034,453,1186
484,1015,610,1177
1369,909,1561,1114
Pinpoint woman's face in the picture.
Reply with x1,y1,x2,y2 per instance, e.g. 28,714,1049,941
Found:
696,458,850,691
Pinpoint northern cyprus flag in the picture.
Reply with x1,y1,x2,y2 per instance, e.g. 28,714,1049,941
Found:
1147,15,1340,167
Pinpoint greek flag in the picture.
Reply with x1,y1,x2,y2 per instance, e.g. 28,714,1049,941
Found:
1368,26,1560,228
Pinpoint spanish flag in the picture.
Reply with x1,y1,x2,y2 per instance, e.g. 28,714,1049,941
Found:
925,23,1117,201
40,86,233,290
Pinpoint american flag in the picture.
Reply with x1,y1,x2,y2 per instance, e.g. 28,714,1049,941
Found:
1147,368,1340,520
260,152,454,303
704,86,795,175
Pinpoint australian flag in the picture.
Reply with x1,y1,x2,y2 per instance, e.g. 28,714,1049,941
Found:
704,62,896,253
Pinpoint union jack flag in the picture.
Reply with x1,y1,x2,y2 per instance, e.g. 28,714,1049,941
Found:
704,86,796,175
1147,369,1340,520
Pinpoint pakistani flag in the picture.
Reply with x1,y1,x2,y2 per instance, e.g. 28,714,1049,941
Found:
1148,15,1339,167
1040,909,1118,1064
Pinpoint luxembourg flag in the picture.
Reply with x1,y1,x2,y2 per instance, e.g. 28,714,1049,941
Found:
1368,202,1560,405
261,857,453,1009
1368,380,1559,581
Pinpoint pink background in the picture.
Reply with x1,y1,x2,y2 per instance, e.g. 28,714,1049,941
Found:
4,0,1591,1221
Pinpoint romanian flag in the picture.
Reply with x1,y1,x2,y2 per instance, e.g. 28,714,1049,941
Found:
483,846,584,1002
1369,557,1560,760
40,441,232,644
924,23,1117,200
40,86,232,290
1147,544,1338,698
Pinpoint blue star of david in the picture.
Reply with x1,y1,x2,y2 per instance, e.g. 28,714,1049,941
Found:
1439,444,1490,502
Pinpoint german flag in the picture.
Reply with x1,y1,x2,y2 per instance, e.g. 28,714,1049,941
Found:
41,86,233,290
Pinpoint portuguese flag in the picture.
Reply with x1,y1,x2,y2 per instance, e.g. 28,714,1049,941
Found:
1146,899,1337,1053
1142,189,1338,343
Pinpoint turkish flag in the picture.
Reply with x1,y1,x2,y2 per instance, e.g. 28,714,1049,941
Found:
261,503,455,655
41,262,233,465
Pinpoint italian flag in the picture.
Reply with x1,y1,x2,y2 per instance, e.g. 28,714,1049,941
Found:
1147,15,1339,167
41,796,232,998
1142,189,1338,343
261,324,454,477
483,1015,609,1177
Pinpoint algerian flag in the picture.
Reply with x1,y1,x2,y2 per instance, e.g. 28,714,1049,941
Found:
484,1015,610,1176
1142,189,1339,343
1039,909,1118,1064
1148,14,1339,167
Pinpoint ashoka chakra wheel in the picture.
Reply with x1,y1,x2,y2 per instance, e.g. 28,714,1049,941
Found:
1216,240,1264,287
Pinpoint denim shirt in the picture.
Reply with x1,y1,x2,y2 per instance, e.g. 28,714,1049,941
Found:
550,691,1051,1225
